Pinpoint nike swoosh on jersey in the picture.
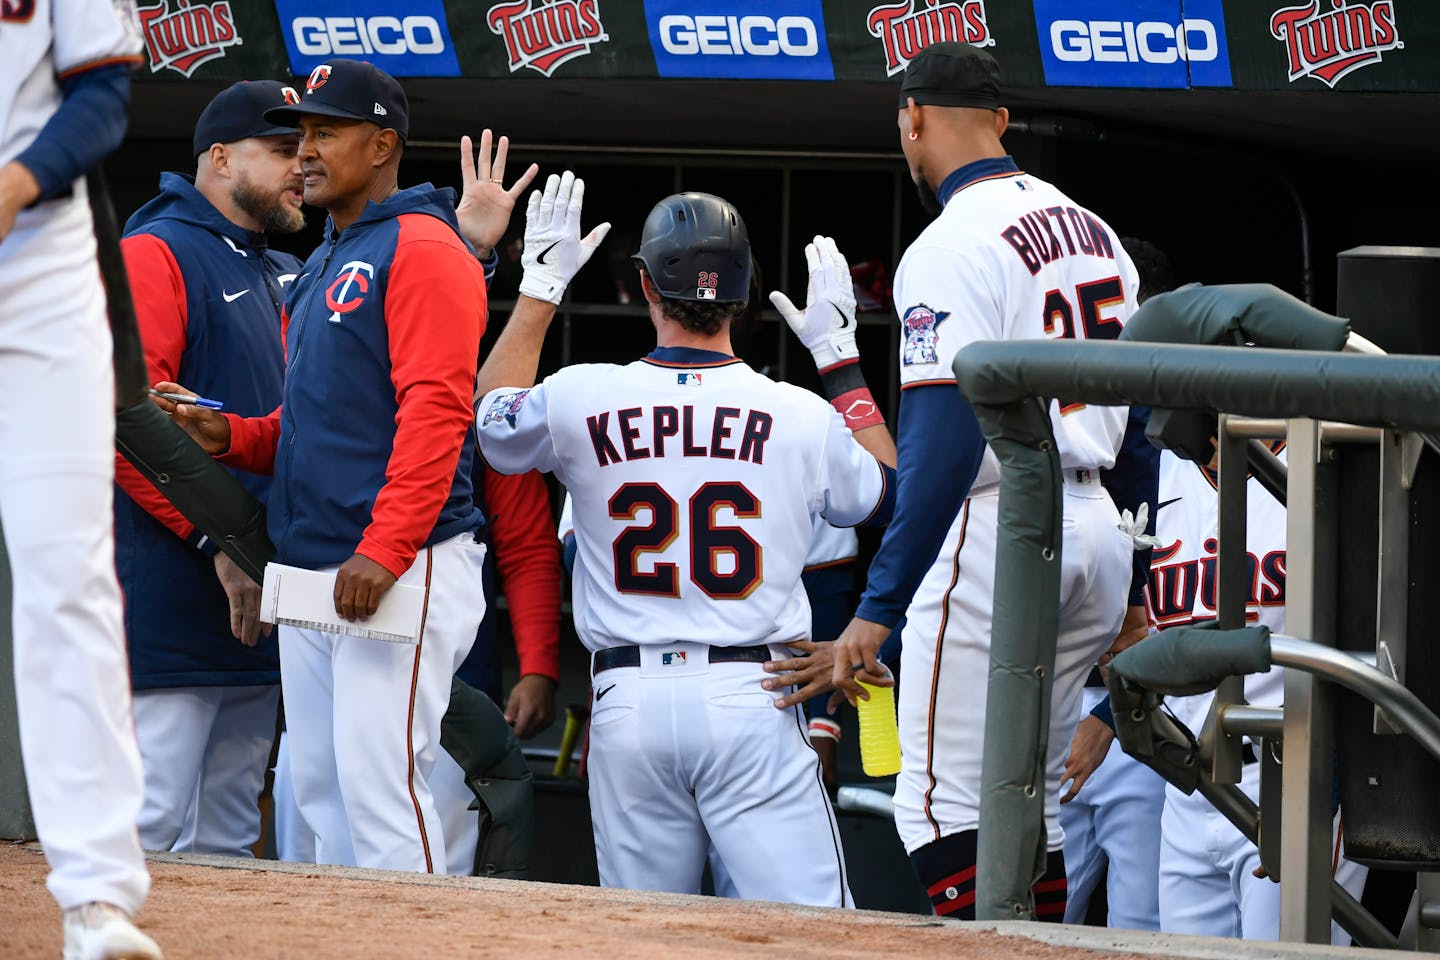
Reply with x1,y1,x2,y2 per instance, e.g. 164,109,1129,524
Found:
537,240,562,265
595,684,616,702
1158,497,1183,511
222,289,250,303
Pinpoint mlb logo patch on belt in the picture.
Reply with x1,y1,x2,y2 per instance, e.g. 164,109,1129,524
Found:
661,651,688,666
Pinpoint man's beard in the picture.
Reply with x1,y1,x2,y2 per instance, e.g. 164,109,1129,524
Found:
234,174,305,234
913,174,942,218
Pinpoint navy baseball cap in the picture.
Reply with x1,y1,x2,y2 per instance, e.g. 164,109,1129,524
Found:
265,59,409,140
899,42,1001,110
193,81,301,159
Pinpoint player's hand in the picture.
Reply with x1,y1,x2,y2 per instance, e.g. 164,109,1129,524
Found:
333,553,397,622
1105,604,1152,660
762,639,837,709
831,617,893,705
0,160,41,243
769,235,859,371
518,171,611,305
152,380,232,455
455,130,538,259
213,551,270,647
505,673,557,739
1060,715,1115,803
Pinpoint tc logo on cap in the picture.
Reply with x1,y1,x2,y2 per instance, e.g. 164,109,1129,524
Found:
306,63,332,93
281,85,302,105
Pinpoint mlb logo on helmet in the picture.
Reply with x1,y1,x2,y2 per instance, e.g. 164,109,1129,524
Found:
646,0,836,80
1034,0,1233,90
275,0,462,77
697,271,719,301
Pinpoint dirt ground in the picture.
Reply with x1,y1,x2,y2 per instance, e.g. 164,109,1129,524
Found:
0,842,1159,960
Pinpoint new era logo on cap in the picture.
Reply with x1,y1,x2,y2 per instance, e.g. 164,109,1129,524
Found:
374,102,387,116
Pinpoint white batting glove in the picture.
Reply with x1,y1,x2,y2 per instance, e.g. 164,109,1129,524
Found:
1117,503,1161,550
518,171,611,305
769,235,859,371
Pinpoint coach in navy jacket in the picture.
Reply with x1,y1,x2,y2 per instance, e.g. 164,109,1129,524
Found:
169,61,496,873
117,81,305,858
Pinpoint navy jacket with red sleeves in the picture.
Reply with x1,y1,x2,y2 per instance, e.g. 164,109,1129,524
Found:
117,173,294,688
223,184,488,577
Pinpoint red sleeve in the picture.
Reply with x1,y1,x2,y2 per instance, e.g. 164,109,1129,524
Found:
356,221,487,578
216,306,285,475
483,468,561,682
114,234,197,541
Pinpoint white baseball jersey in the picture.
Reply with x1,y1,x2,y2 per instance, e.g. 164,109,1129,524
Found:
477,357,887,651
896,168,1140,487
1,0,150,920
1148,449,1288,737
1,0,141,167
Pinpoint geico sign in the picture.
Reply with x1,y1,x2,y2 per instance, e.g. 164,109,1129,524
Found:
1050,19,1219,63
659,15,819,56
293,16,447,56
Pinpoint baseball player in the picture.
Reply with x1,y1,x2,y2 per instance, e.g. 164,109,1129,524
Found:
116,80,303,858
159,60,492,873
0,1,163,956
1147,443,1368,942
475,176,897,905
827,43,1150,920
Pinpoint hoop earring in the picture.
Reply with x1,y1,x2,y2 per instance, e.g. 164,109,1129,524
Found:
908,131,918,141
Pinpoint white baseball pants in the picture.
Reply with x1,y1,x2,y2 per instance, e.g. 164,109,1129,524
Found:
1159,762,1368,943
271,731,316,863
279,532,486,872
1,195,150,913
132,684,279,857
1059,686,1166,929
586,642,851,907
894,480,1130,856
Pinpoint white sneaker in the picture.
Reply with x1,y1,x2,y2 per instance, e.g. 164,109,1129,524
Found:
62,902,164,960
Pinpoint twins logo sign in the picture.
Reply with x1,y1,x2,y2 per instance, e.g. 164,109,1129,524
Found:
1269,0,1402,87
487,0,609,77
868,0,993,78
646,0,835,80
137,0,243,78
325,261,374,324
1035,0,1232,89
901,303,949,366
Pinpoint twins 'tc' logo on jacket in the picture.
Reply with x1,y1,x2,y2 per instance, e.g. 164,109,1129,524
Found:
901,303,950,366
325,261,374,323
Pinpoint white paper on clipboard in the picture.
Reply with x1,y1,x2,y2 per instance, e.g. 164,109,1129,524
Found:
260,562,423,644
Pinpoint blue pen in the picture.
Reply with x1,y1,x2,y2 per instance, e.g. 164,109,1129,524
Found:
149,388,224,411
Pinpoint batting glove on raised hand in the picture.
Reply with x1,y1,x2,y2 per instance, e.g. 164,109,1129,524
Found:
519,171,611,305
769,235,859,371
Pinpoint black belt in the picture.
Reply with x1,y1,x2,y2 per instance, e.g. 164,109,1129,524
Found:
593,644,771,674
1086,666,1106,689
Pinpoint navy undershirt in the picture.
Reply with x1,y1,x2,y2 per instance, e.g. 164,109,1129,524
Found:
15,63,131,202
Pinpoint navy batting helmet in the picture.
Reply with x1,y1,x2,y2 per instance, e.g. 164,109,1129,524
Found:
632,193,751,304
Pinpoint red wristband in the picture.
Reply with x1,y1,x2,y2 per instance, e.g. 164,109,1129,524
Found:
832,387,885,431
808,717,842,742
